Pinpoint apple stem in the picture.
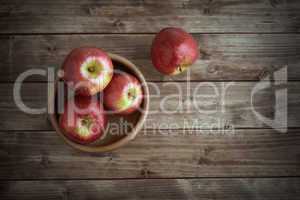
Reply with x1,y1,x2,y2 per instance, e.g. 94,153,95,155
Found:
128,89,136,100
81,116,93,128
88,66,95,73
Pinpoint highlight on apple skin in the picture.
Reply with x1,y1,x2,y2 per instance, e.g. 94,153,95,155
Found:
59,96,107,144
62,47,114,96
103,72,143,115
151,27,199,75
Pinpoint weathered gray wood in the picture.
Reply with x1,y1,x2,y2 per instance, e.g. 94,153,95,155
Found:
1,34,299,82
1,81,298,130
0,1,299,198
0,129,299,179
1,178,300,200
0,0,299,34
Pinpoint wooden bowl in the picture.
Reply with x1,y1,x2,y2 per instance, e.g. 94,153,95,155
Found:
48,53,149,153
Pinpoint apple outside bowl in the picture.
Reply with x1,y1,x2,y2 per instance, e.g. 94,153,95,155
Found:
48,53,150,153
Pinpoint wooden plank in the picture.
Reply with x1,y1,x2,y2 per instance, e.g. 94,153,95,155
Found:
1,34,299,82
1,81,299,130
0,129,299,179
0,0,299,33
1,178,300,200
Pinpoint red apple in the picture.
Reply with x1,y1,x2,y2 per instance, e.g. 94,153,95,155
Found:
103,72,143,114
59,96,107,144
151,27,199,75
62,47,113,96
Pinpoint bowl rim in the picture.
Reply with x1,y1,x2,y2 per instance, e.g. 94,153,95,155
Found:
48,53,150,153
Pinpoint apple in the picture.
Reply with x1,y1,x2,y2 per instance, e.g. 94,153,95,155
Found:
103,72,143,114
151,27,199,75
59,96,107,144
62,47,113,96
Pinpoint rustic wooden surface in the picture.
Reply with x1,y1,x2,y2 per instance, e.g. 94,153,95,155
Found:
1,0,300,199
1,82,300,130
1,178,300,200
1,34,299,82
0,0,300,33
1,129,300,179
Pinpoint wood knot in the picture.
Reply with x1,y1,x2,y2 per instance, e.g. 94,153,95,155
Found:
224,121,233,130
200,50,211,60
87,6,100,16
113,19,124,28
198,157,212,165
47,45,57,52
203,0,214,15
140,168,155,178
182,2,188,9
138,0,145,5
62,188,69,200
258,69,270,80
203,7,211,15
40,153,51,167
204,146,215,156
207,64,220,73
269,0,281,8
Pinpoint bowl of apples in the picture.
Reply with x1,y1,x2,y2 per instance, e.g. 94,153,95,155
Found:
48,48,149,153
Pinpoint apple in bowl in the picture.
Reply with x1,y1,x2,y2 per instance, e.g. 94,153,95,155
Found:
103,72,143,115
59,96,107,144
50,53,150,153
62,47,114,96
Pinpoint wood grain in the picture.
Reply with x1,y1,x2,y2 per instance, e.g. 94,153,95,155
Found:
1,34,299,82
1,81,298,131
1,178,300,200
0,129,299,179
0,0,299,197
0,0,299,34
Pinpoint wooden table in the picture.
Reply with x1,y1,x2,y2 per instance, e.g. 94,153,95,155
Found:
1,0,300,199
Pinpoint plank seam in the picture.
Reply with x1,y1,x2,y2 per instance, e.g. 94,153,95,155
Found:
1,176,300,182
